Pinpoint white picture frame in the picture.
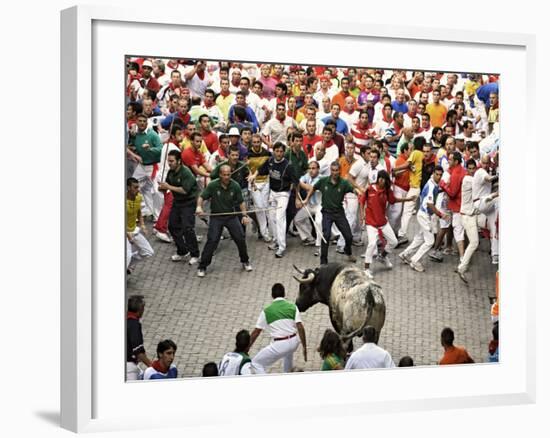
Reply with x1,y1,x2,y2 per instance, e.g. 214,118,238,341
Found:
61,5,536,433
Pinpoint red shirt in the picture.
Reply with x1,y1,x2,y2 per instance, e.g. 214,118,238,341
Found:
201,130,219,154
302,134,322,158
363,185,396,227
181,147,205,172
439,164,467,213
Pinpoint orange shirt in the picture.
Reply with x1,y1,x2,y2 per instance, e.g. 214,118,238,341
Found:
339,156,356,179
394,154,410,191
426,103,447,128
332,91,356,110
439,346,474,365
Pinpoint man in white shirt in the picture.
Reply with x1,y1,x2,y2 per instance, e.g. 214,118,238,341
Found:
218,330,253,376
249,283,307,374
339,96,359,129
473,155,499,264
456,159,481,283
261,103,297,148
183,60,212,99
309,143,331,177
295,161,323,247
345,326,395,369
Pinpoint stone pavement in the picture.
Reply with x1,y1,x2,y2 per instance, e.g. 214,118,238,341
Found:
127,217,497,377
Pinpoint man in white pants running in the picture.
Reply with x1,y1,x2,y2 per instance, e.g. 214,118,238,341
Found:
399,166,448,272
249,142,300,258
456,159,482,283
249,283,307,374
295,161,323,248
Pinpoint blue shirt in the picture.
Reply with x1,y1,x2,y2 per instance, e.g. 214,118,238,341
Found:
476,82,499,107
228,105,259,133
322,116,349,135
419,178,439,216
391,101,408,113
143,365,178,380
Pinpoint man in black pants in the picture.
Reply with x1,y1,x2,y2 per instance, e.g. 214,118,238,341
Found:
159,150,200,265
196,164,253,277
304,161,358,265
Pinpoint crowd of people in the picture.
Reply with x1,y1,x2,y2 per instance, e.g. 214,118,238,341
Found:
125,58,500,379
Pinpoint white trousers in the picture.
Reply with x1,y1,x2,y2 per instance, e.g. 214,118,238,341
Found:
133,164,163,219
478,196,499,257
387,185,407,234
294,203,323,245
398,187,420,238
268,191,290,251
452,212,465,242
338,193,362,248
458,214,479,272
403,211,435,264
126,362,140,381
128,228,155,265
364,223,398,264
252,335,300,374
251,181,270,238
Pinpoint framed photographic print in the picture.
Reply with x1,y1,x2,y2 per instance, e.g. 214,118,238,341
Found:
61,5,536,433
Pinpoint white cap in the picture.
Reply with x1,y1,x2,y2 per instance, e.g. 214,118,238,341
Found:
228,127,240,136
142,60,153,68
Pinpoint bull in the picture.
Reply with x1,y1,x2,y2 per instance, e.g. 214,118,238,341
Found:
293,263,386,349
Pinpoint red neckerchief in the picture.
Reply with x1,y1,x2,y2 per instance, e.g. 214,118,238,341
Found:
127,312,140,321
382,114,392,123
286,110,296,119
220,90,231,97
167,60,179,70
196,70,205,80
217,146,227,159
407,110,417,118
151,359,168,374
323,139,334,149
277,115,287,124
491,102,499,110
276,96,287,105
392,121,402,135
343,108,355,115
203,101,215,108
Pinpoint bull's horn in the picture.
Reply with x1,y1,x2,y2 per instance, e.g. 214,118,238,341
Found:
292,264,305,274
293,272,315,284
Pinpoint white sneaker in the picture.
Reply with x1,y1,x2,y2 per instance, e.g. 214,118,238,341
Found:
197,269,206,278
171,253,189,262
188,257,200,265
243,262,253,272
382,256,393,269
364,269,374,279
263,235,272,243
398,252,411,265
275,249,285,258
410,261,425,272
154,230,172,243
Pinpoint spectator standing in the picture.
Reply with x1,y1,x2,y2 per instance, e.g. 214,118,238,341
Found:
126,295,153,380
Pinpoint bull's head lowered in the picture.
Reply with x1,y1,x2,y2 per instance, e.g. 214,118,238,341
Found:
293,264,341,312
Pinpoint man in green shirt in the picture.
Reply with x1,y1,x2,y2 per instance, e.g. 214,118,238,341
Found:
128,113,164,219
304,160,358,265
249,283,307,374
159,150,200,265
195,164,252,278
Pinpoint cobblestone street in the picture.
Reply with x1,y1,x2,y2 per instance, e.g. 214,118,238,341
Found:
127,217,497,377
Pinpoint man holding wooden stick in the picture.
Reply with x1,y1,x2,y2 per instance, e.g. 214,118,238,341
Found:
195,164,253,278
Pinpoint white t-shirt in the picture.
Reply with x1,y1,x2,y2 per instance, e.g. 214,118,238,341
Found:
348,158,371,188
218,352,252,376
344,343,395,369
309,156,331,177
183,67,212,99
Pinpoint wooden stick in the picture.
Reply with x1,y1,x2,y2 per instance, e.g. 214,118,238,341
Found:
196,206,282,217
296,192,327,244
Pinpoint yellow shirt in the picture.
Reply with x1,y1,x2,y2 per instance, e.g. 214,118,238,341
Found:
126,192,142,233
408,150,424,188
426,103,447,128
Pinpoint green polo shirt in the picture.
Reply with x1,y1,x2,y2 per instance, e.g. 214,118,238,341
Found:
129,129,163,165
201,179,243,214
285,147,308,178
211,160,249,189
166,164,198,203
314,176,354,212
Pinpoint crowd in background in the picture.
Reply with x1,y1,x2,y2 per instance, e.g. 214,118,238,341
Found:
125,58,500,379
